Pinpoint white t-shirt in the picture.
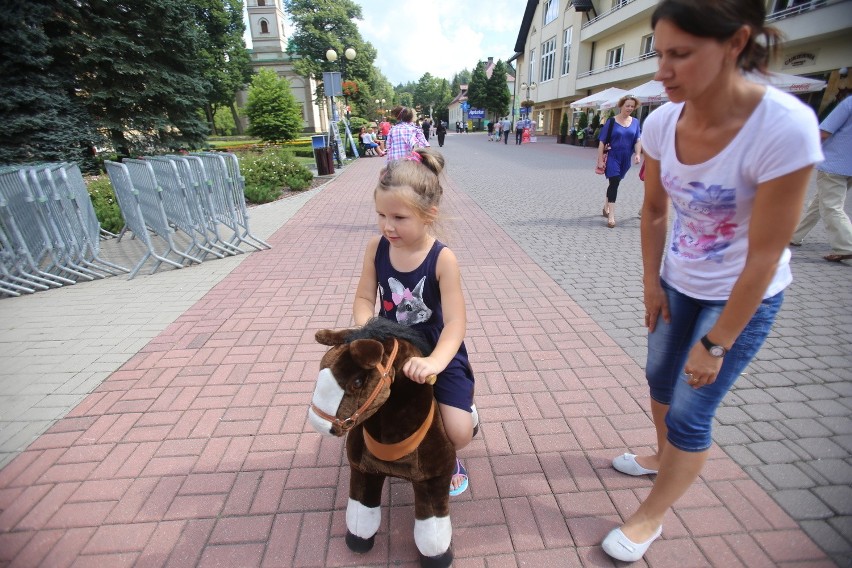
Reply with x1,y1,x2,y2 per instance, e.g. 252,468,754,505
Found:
642,86,823,300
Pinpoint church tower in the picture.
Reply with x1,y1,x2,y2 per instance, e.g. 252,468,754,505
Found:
242,0,326,133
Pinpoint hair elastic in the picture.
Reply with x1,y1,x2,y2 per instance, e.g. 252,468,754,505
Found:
397,107,407,121
406,151,422,163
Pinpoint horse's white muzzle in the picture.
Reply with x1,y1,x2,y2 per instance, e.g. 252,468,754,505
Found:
307,368,345,435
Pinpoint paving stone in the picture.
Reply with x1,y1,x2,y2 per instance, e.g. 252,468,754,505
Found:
782,418,834,438
733,388,777,404
749,441,801,463
776,402,821,419
806,399,852,417
743,404,787,421
813,486,852,516
758,464,817,489
791,437,849,460
800,520,852,567
808,459,852,485
774,489,834,519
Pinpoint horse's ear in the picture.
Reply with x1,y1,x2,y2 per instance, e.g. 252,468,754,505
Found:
349,339,385,369
316,329,351,346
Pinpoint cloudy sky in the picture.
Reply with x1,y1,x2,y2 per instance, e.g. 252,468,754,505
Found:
245,0,528,85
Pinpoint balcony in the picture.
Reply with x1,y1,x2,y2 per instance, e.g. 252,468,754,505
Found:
768,0,852,45
575,51,657,90
580,0,657,41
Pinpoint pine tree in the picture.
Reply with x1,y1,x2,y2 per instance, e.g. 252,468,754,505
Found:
466,61,489,113
0,1,98,165
485,60,512,120
245,69,303,142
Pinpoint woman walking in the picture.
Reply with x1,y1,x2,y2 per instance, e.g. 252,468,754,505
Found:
601,0,822,562
597,95,642,228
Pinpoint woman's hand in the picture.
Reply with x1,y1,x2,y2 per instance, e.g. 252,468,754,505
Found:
644,280,670,333
683,342,724,389
403,356,443,384
633,152,641,164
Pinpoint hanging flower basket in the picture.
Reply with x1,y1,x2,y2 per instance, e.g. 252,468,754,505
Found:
342,80,360,98
520,99,535,109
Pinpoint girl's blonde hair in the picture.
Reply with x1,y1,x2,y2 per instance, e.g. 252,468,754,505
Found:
376,148,445,225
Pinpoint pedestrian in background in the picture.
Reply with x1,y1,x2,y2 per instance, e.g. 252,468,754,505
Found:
597,95,642,228
436,120,447,147
600,0,823,563
386,106,430,162
789,92,852,262
502,117,512,144
494,119,503,142
514,118,523,145
421,117,431,142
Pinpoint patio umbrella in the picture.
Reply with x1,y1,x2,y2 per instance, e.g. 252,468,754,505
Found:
570,87,627,109
600,80,668,110
744,70,827,93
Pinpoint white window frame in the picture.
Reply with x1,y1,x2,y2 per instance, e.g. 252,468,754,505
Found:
640,34,654,57
561,27,572,76
529,48,536,85
543,0,559,25
606,45,624,69
541,37,556,82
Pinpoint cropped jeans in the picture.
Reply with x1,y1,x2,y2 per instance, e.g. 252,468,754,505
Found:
646,279,784,452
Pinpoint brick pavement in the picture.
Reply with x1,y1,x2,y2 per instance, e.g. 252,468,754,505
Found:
0,140,844,566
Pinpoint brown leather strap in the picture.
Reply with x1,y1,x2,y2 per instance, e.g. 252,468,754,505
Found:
363,399,436,461
311,339,399,432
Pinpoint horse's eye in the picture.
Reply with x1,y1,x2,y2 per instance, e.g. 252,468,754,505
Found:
353,378,364,389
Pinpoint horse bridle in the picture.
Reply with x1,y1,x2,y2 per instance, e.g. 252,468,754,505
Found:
311,338,399,433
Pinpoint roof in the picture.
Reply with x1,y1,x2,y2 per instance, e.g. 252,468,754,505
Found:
514,0,539,54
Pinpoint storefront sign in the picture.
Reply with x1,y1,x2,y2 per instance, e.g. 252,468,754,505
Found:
467,108,485,119
783,51,818,70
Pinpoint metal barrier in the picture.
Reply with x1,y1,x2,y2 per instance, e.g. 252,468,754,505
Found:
0,164,129,296
1,152,272,295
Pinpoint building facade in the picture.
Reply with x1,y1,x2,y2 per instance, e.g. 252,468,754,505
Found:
242,0,327,133
512,0,852,135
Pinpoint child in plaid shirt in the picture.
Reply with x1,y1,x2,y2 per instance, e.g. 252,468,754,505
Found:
385,106,430,161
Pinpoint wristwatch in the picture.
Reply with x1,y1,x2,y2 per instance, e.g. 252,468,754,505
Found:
700,335,727,358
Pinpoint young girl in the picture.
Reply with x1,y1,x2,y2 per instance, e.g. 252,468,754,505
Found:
353,147,476,496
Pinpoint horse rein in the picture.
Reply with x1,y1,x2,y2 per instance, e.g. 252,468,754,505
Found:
311,338,400,432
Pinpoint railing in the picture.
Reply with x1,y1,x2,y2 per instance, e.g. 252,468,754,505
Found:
577,50,655,79
582,0,637,29
766,0,831,22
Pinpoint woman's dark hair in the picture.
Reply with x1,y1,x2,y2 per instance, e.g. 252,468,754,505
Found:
651,0,782,73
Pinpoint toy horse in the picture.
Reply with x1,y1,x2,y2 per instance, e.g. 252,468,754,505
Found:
307,318,455,568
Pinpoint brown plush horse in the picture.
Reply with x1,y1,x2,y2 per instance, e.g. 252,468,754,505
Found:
307,318,455,568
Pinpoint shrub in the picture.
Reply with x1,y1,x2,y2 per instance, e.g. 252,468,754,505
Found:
86,176,124,234
238,147,315,203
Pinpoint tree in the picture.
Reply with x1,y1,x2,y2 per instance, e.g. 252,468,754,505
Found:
284,0,379,103
245,69,303,142
485,60,512,120
191,0,253,135
466,61,489,113
48,0,212,156
0,1,99,165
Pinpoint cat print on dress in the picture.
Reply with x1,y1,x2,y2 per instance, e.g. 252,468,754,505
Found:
386,276,433,326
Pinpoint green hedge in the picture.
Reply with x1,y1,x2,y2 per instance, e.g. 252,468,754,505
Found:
86,176,124,234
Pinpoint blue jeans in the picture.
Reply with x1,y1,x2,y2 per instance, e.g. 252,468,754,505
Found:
646,280,784,452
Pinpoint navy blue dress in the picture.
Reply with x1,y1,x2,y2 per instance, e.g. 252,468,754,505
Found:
375,237,474,411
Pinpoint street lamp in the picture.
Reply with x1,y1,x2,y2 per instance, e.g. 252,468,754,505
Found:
375,98,386,117
326,47,357,117
326,47,358,162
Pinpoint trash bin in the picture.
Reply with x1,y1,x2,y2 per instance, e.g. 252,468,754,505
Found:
312,135,334,175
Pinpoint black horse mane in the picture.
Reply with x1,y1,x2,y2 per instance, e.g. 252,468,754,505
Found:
345,317,433,356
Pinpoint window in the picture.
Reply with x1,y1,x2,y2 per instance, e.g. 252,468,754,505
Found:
606,45,624,69
543,0,559,25
541,37,556,82
769,0,815,13
260,19,269,34
529,48,536,85
640,34,654,57
561,27,572,75
258,0,266,5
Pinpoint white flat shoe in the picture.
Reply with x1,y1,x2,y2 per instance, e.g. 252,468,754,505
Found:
602,525,662,562
612,453,658,476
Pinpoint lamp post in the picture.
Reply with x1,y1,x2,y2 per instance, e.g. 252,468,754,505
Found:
520,81,537,116
326,47,358,162
375,98,386,118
